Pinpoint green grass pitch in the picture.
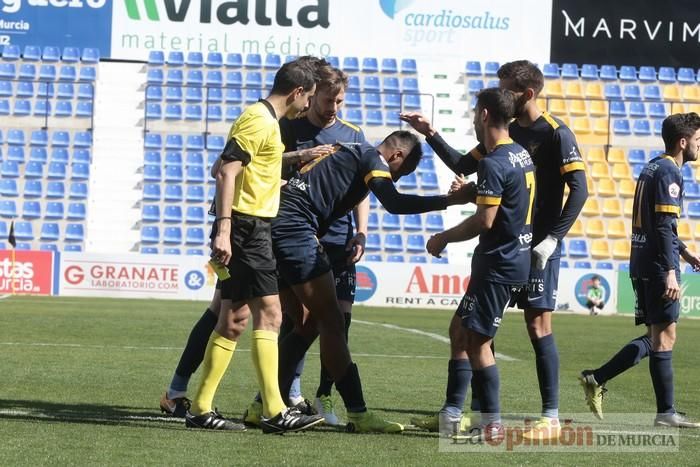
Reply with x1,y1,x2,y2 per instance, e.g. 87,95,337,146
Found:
1,296,699,465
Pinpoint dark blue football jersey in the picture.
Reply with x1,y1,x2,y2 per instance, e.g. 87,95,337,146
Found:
471,139,535,284
630,155,684,278
279,116,365,246
276,142,391,236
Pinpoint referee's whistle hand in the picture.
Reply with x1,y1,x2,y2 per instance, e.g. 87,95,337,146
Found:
212,235,232,266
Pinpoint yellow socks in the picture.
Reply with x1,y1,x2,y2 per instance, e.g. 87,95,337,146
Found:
190,331,236,415
251,329,287,418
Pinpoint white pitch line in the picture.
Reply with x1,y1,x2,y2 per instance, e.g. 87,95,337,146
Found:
353,319,518,362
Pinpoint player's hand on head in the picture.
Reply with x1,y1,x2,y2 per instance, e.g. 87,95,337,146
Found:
447,181,477,205
663,270,681,301
426,233,447,258
398,112,433,136
532,235,558,270
345,232,367,264
212,234,232,266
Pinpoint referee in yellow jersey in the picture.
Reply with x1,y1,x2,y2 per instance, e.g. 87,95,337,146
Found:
185,58,325,433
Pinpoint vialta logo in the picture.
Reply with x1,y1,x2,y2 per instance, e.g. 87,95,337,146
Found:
124,0,330,27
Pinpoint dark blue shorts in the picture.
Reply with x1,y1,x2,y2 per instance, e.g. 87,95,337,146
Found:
515,255,560,311
457,277,522,338
323,243,356,304
632,276,680,326
273,223,332,287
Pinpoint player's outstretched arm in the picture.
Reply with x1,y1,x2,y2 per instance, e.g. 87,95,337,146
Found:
282,144,335,167
368,177,469,215
426,204,498,257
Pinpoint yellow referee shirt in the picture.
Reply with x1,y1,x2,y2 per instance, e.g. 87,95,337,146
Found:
227,101,284,218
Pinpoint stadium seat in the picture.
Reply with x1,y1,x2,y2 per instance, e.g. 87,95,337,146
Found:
164,165,183,183
685,182,700,199
574,261,592,269
1,161,19,178
401,58,417,74
424,213,444,232
54,101,74,117
581,198,600,217
366,233,381,251
46,181,65,199
561,63,579,79
623,84,641,101
406,234,425,253
596,178,616,197
163,226,183,244
14,221,34,240
678,67,695,84
142,204,161,223
0,200,17,218
604,84,622,100
13,99,31,116
648,102,667,119
143,164,162,182
165,151,183,166
245,53,262,69
186,166,205,183
148,51,165,65
387,254,405,263
637,66,656,82
24,180,43,199
420,172,439,190
602,199,622,217
147,68,163,84
146,103,162,120
611,163,632,180
42,46,60,62
382,213,401,230
7,146,24,163
39,64,57,80
688,202,700,219
398,172,417,190
0,63,15,78
185,104,202,120
163,205,183,223
403,94,421,110
143,183,161,202
401,214,421,231
613,119,631,135
384,234,403,252
0,99,10,116
542,63,559,78
164,184,183,202
186,249,205,256
381,58,398,74
643,85,662,100
591,239,611,259
678,222,693,241
612,240,631,260
632,119,651,136
24,161,44,179
40,223,60,241
141,226,160,244
465,61,482,76
80,47,99,63
16,81,34,98
185,206,205,224
568,239,589,258
166,69,184,85
59,65,77,81
226,106,242,120
225,53,243,68
186,51,203,67
432,257,448,264
364,92,381,108
618,66,637,81
682,164,694,182
166,51,184,66
76,102,92,118
364,254,382,262
185,227,205,245
590,162,610,179
245,89,262,103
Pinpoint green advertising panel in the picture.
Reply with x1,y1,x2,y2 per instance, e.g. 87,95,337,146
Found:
617,272,700,318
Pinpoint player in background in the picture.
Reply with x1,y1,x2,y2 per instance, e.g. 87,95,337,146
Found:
425,87,534,440
184,59,323,433
580,113,700,427
269,131,473,433
245,66,368,427
401,60,588,440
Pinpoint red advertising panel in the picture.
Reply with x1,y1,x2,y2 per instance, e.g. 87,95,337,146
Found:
0,250,54,296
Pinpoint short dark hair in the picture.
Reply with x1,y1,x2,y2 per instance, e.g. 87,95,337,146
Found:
497,60,544,96
383,130,422,174
475,87,516,128
317,66,348,95
591,275,600,282
662,112,700,152
271,59,319,95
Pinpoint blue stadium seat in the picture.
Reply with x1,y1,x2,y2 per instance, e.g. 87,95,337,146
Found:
382,77,400,94
163,248,181,255
384,234,403,252
7,146,24,163
79,66,96,81
409,256,427,263
403,94,421,110
22,201,41,219
367,212,379,231
73,131,92,148
342,56,359,72
632,164,644,180
13,99,31,116
623,85,641,100
264,54,281,69
39,64,56,80
0,221,6,238
165,134,183,150
58,82,75,99
186,70,203,85
224,87,242,104
186,166,205,183
420,172,439,190
163,227,182,244
654,120,663,137
185,104,202,120
16,81,33,97
643,85,661,100
362,57,379,73
143,164,162,182
50,131,69,147
165,104,182,120
366,233,381,251
542,63,559,78
163,205,183,223
632,119,651,136
387,254,405,263
402,78,419,93
52,148,69,163
186,206,205,224
347,75,360,91
143,183,161,201
678,67,695,84
226,106,242,120
597,261,614,270
381,58,398,73
382,213,401,230
142,205,162,223
401,58,417,74
148,51,165,65
568,239,589,258
14,221,34,240
141,247,158,254
207,135,225,151
604,84,622,100
164,184,183,202
44,201,64,220
30,148,48,163
81,47,100,63
0,99,8,115
648,102,667,119
206,87,223,104
685,182,700,199
166,69,184,85
364,254,382,262
165,86,182,101
145,103,162,119
0,179,17,197
166,51,184,66
59,65,77,81
628,101,646,117
24,161,44,179
206,52,223,67
580,64,598,80
363,76,380,92
42,46,60,62
345,109,363,125
47,162,67,179
432,256,448,264
638,66,656,82
0,63,15,78
561,63,579,79
403,214,422,231
66,203,86,221
40,223,60,241
574,261,592,269
364,93,381,108
147,68,163,84
344,92,361,108
185,227,205,245
658,67,676,83
618,65,637,81
18,64,35,79
40,243,59,253
688,202,700,218
613,119,631,135
73,149,90,164
0,200,17,218
682,164,694,182
465,61,481,76
467,79,484,94
1,161,19,178
54,101,73,117
205,71,223,88
1,44,20,60
64,244,82,252
71,163,90,181
141,226,160,244
164,165,183,183
46,181,65,198
186,249,205,256
0,80,11,97
425,213,444,232
76,102,92,118
225,53,243,68
628,149,646,164
186,51,203,67
406,234,425,253
245,88,262,103
7,129,24,146
366,110,382,126
245,53,262,69
384,93,400,109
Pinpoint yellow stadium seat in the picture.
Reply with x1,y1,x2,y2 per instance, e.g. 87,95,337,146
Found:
593,118,610,135
582,198,600,216
682,86,700,103
663,84,681,101
678,222,693,241
544,80,564,98
586,176,596,195
694,223,700,239
589,100,608,117
607,148,626,163
585,83,603,99
613,239,631,260
597,178,617,197
569,219,584,237
569,100,588,116
671,102,687,113
558,115,571,127
586,147,606,162
611,163,632,180
591,162,611,179
619,179,637,198
591,239,612,259
586,219,606,238
624,198,634,217
572,117,592,135
607,219,628,239
602,198,622,217
689,104,700,114
565,82,584,99
549,99,568,116
537,97,547,110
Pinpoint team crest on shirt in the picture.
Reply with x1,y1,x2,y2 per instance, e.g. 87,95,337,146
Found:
669,183,680,198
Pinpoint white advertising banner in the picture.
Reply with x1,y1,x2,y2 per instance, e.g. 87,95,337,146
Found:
58,252,217,300
110,0,552,64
